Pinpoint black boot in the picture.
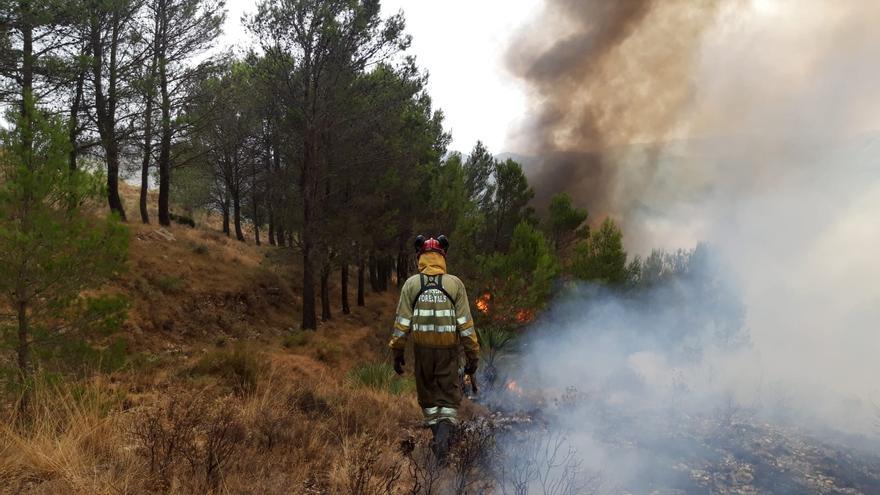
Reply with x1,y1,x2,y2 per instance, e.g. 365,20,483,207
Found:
431,421,453,463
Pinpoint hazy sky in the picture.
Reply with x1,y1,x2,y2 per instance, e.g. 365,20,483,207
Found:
220,0,543,154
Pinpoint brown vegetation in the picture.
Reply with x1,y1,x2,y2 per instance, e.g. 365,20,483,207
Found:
0,213,432,493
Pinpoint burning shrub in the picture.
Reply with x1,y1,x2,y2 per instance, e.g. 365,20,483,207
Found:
477,222,558,328
476,292,491,314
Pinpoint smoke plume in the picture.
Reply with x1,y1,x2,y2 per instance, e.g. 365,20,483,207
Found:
498,0,880,491
507,0,725,216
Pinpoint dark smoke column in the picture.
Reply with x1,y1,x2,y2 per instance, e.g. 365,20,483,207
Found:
507,0,724,218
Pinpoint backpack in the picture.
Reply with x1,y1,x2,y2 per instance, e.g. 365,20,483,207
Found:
410,274,456,311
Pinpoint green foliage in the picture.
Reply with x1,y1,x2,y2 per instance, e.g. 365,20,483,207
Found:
422,152,485,278
463,141,496,208
480,222,558,326
191,347,261,396
0,98,129,387
547,192,588,252
34,336,130,377
282,329,311,348
476,326,517,369
169,157,215,213
313,338,342,364
154,275,185,294
169,212,196,228
569,218,628,285
485,159,535,251
346,361,414,396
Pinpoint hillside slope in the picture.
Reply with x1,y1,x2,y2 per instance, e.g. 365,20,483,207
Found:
0,211,434,494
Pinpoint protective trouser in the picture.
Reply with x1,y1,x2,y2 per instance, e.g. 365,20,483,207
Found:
413,345,461,426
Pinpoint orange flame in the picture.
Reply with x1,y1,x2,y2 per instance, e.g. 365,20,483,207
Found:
506,380,523,396
475,292,491,315
515,308,535,323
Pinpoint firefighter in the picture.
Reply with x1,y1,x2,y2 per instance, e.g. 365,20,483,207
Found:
389,235,480,460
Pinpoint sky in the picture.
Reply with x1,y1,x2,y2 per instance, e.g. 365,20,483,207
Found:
219,0,542,155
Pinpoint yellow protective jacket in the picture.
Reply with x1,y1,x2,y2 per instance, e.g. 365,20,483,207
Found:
388,252,480,359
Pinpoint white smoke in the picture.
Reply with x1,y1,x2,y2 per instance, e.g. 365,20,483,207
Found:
497,0,880,491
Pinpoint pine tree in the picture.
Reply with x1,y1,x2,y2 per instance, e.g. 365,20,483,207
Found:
0,98,129,409
546,192,588,253
570,217,628,285
480,222,558,327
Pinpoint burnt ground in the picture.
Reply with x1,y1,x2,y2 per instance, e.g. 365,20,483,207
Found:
602,414,880,494
479,386,880,494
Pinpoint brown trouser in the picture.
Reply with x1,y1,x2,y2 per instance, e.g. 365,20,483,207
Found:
413,346,461,410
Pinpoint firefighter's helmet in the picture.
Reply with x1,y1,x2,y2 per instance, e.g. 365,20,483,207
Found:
415,235,449,257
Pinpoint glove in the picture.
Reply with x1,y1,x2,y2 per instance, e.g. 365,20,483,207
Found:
393,348,406,375
464,357,479,376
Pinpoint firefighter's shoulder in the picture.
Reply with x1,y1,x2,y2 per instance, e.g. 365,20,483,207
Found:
403,274,421,288
442,274,465,288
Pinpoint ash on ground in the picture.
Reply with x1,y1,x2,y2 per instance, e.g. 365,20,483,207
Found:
479,384,880,494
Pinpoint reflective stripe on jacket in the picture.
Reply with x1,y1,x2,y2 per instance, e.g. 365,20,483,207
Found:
389,259,479,359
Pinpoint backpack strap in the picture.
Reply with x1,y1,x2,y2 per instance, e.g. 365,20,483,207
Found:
411,274,455,311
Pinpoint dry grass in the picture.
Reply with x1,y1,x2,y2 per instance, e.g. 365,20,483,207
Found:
0,360,424,494
0,188,489,494
0,378,144,494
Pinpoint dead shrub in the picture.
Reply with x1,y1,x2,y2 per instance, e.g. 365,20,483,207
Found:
130,395,204,489
450,418,498,494
493,429,602,495
190,346,261,396
399,430,443,495
196,398,246,489
289,388,332,418
333,435,402,495
252,401,297,452
130,395,245,492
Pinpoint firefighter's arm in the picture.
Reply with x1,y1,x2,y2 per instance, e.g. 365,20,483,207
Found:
453,280,480,360
388,279,415,350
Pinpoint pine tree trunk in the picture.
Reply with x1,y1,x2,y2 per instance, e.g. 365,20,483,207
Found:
139,13,159,222
157,54,172,227
90,15,127,221
16,300,31,412
276,224,285,247
20,12,33,154
301,133,317,330
68,58,85,171
321,263,331,322
139,89,153,224
357,255,365,307
106,145,126,220
222,200,230,235
397,250,408,289
341,263,350,315
233,188,245,241
268,208,275,246
369,252,379,292
377,257,388,292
